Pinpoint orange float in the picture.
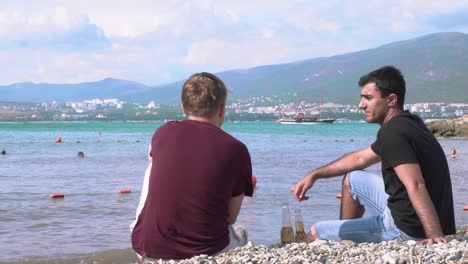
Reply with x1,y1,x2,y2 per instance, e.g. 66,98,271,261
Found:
55,137,62,143
336,193,342,199
50,193,64,198
464,205,468,211
118,189,132,194
252,175,257,188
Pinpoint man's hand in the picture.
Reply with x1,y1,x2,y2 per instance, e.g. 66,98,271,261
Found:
418,236,448,245
290,146,380,202
291,176,314,202
394,163,447,245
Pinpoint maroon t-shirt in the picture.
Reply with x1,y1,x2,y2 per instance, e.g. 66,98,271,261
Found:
132,120,253,259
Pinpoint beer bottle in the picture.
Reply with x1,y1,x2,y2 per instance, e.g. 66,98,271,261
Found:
280,205,294,244
294,209,307,243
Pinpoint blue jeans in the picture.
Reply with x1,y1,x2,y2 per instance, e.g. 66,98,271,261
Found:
314,170,421,243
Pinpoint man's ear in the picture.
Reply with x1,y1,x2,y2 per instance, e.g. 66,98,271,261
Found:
218,102,226,118
181,104,187,116
387,94,398,107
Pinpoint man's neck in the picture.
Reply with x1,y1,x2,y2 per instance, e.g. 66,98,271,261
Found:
187,115,221,127
382,108,403,125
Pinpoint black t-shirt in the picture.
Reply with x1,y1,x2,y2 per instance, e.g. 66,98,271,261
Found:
371,111,455,238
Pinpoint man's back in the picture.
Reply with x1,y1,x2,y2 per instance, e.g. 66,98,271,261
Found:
372,111,455,237
132,120,253,259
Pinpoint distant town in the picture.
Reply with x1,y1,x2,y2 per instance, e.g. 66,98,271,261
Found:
0,96,467,122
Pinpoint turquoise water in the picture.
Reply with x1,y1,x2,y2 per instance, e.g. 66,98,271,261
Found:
0,121,466,263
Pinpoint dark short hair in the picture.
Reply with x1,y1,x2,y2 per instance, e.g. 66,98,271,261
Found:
181,72,227,117
358,65,406,108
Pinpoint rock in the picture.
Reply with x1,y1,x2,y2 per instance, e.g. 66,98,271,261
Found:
309,240,328,246
381,253,396,264
341,240,355,246
425,115,468,138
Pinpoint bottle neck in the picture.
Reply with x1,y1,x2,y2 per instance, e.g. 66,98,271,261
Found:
282,206,291,227
294,209,304,232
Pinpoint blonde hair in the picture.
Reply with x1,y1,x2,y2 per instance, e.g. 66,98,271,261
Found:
181,72,227,117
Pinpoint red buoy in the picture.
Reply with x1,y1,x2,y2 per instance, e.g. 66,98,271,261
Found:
464,205,468,211
336,193,342,199
118,189,132,194
98,131,102,135
55,137,62,143
252,175,257,189
50,193,64,198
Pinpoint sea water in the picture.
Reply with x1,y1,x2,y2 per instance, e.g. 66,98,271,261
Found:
0,121,466,263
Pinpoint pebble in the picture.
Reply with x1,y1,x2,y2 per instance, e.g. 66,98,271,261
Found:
309,239,327,246
160,226,468,264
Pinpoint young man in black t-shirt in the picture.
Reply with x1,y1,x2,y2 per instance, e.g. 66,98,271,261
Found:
291,65,455,245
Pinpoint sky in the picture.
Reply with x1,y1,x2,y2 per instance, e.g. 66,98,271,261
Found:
1,0,468,86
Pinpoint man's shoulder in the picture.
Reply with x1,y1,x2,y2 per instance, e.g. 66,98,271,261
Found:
387,111,411,124
153,120,181,134
158,120,180,128
220,132,248,150
383,111,421,132
391,111,422,125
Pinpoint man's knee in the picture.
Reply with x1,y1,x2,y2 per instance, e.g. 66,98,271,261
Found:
233,225,248,245
343,170,363,192
342,172,353,195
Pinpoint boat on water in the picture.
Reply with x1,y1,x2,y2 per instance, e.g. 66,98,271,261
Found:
276,113,336,124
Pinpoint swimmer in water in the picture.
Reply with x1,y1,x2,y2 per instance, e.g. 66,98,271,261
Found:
449,148,456,159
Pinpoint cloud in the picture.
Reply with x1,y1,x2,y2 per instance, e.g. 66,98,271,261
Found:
0,7,110,51
182,38,287,69
0,0,468,86
86,1,241,38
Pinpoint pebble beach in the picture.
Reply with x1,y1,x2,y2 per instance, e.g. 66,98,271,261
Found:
168,227,468,264
9,227,467,264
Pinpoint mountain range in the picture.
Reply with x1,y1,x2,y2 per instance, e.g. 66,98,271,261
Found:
1,32,467,104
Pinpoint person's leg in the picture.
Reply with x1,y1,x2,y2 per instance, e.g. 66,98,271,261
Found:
311,170,395,242
340,172,364,219
344,170,388,217
217,225,248,254
313,209,400,243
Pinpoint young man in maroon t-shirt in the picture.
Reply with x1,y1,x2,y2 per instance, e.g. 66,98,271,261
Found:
131,72,254,261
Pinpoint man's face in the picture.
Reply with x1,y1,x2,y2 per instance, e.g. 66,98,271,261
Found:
358,82,389,124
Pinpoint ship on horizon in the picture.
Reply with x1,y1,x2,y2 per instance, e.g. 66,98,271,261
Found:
276,112,336,124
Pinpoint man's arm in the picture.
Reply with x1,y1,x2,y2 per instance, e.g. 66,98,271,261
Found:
394,163,447,244
147,144,152,161
227,194,244,225
291,146,380,201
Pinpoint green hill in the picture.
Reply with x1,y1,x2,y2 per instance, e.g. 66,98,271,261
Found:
1,32,467,104
134,32,468,104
